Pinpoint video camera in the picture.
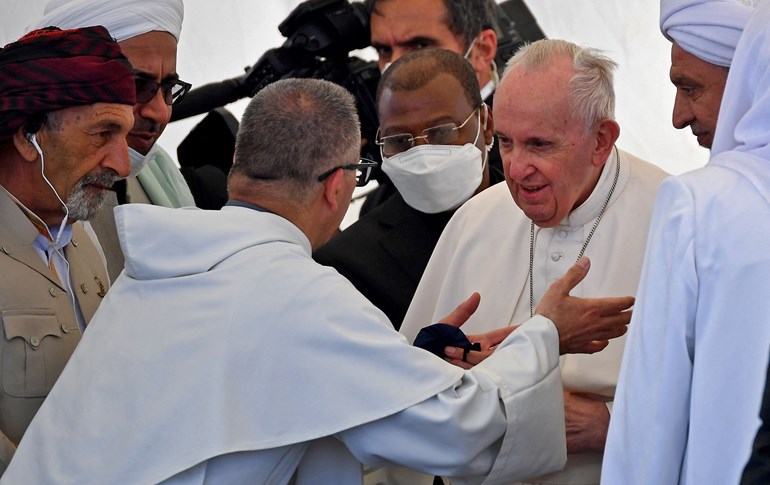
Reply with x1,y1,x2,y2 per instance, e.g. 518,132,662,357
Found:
171,0,381,161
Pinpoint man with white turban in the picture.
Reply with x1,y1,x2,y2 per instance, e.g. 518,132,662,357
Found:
601,2,770,484
29,0,196,281
658,0,754,148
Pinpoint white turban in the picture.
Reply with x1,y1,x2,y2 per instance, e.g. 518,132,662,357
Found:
28,0,184,42
660,0,754,67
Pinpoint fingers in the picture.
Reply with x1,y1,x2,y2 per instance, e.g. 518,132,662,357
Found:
443,347,490,368
439,292,481,328
466,326,517,348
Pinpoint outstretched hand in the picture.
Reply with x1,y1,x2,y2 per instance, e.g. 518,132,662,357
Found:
439,293,517,369
536,257,633,354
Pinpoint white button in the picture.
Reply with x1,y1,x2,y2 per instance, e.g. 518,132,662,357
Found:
559,230,568,238
29,337,40,348
49,287,57,297
551,253,563,262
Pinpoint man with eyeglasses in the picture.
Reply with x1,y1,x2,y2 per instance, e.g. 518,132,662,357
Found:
30,0,196,282
362,0,502,212
2,76,633,485
400,39,669,485
315,48,503,333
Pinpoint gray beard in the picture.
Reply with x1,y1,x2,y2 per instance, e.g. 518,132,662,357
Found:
65,171,117,221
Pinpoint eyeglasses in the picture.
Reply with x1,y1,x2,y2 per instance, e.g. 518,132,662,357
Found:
375,105,481,157
317,158,378,187
134,77,192,105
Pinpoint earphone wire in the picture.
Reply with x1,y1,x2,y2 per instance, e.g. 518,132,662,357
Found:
27,134,78,319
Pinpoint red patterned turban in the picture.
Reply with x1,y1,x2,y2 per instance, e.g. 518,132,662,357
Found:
0,25,136,140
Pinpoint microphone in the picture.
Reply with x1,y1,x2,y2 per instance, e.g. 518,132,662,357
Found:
170,76,249,122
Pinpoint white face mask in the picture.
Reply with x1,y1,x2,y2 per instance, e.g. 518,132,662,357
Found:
382,115,487,214
125,144,159,179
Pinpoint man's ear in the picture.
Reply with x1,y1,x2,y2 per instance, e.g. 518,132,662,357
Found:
591,119,620,167
12,127,41,162
320,167,345,212
469,28,497,81
482,103,495,146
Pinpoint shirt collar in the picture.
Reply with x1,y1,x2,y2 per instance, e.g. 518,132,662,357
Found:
561,147,621,227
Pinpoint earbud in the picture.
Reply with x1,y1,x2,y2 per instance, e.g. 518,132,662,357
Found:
26,131,36,143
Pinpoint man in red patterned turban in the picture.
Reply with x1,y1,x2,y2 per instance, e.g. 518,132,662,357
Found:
0,25,135,473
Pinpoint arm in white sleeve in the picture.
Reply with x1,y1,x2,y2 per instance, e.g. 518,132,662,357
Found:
338,316,567,485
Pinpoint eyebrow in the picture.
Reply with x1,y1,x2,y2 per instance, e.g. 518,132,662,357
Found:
133,70,180,83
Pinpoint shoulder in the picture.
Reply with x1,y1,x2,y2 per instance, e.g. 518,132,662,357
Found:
621,150,670,185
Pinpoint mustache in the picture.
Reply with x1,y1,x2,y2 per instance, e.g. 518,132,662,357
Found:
131,117,162,134
77,170,119,189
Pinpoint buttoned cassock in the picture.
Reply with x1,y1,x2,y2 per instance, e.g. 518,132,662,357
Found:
3,203,572,484
0,188,108,468
400,149,667,484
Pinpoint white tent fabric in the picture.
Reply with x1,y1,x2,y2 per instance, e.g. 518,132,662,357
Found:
0,0,709,224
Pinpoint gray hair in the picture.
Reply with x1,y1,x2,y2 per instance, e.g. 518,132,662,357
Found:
503,39,618,128
230,78,361,199
367,0,499,50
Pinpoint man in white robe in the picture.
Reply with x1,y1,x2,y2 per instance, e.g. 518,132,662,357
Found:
1,78,634,484
659,0,754,149
29,0,197,282
602,2,770,483
400,39,668,484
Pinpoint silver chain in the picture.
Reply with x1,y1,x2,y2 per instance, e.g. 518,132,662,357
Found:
529,147,621,317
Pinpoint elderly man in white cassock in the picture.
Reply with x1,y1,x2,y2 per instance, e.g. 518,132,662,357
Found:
29,0,196,282
602,1,770,484
399,39,668,484
0,77,634,485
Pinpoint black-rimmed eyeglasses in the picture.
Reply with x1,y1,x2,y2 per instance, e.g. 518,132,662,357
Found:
375,104,482,157
134,77,193,105
317,158,378,187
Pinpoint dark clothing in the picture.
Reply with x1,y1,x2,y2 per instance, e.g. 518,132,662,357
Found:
742,350,770,484
314,167,503,330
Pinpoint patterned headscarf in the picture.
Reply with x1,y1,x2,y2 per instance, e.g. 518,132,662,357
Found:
0,25,136,140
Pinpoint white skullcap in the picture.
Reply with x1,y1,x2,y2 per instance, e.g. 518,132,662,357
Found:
660,0,754,67
28,0,184,42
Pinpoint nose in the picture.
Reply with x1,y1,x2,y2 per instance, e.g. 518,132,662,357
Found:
104,138,131,178
389,46,413,65
672,92,694,130
504,150,536,182
135,88,171,126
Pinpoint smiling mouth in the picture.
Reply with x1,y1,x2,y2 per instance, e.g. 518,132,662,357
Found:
522,184,546,192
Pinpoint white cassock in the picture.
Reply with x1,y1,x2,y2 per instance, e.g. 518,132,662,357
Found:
603,3,770,484
401,149,667,484
2,204,569,485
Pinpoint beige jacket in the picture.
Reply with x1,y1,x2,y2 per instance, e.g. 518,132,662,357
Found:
0,188,108,470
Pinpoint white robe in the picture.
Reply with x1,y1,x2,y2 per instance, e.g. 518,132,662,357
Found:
2,204,569,485
401,149,667,484
602,4,770,484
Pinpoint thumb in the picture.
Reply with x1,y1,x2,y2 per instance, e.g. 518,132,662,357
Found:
440,292,481,328
553,257,591,295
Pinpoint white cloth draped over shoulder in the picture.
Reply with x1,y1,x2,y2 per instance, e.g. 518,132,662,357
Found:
660,0,754,67
603,3,770,484
2,204,570,484
401,149,667,484
27,0,184,42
